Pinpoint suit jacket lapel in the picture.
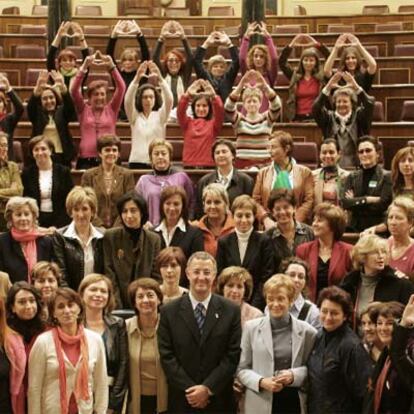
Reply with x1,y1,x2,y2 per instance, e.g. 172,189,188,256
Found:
291,318,303,366
179,295,201,343
259,316,273,359
242,232,257,268
329,241,341,281
200,295,221,345
228,233,241,266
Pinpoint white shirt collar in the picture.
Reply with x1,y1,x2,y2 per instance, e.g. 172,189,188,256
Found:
155,218,186,246
189,291,212,311
217,167,233,182
291,294,305,313
63,221,103,245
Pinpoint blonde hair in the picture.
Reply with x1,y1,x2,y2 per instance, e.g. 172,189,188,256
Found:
387,196,414,225
65,186,97,218
202,183,230,207
263,273,296,302
242,87,263,103
231,194,257,215
78,273,116,313
120,48,138,62
5,196,39,228
351,235,388,269
207,54,226,71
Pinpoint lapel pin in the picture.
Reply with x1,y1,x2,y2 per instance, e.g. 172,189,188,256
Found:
215,313,219,319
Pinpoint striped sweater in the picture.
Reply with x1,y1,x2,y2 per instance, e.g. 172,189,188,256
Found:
225,94,281,168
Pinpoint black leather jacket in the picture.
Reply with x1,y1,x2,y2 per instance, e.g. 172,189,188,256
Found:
102,314,129,412
52,225,104,290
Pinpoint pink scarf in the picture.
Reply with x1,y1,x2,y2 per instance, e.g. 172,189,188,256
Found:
52,325,90,414
11,228,42,282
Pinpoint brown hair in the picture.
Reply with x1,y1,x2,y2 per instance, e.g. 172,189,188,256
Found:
49,288,84,325
78,273,116,313
87,80,108,99
162,49,185,75
270,130,293,156
28,135,55,155
127,278,163,314
314,202,347,241
338,46,362,73
97,134,121,152
216,266,253,301
391,146,414,196
317,285,353,319
267,188,296,211
280,257,311,284
247,44,271,71
231,194,257,216
31,261,62,285
373,301,405,322
298,47,321,77
57,49,77,65
159,185,188,222
156,246,187,280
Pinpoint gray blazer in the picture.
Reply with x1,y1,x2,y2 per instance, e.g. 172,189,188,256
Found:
237,315,317,414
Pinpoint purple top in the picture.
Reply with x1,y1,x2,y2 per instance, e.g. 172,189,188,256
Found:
135,170,195,226
71,68,126,158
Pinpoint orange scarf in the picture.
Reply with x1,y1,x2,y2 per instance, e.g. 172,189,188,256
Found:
11,227,42,282
51,325,90,414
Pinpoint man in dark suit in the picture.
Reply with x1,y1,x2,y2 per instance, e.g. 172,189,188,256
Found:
158,251,241,413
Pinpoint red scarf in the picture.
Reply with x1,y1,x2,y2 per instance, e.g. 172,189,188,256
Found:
11,228,42,282
373,355,391,414
51,325,90,414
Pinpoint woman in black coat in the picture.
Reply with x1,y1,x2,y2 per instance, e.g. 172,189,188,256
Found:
0,197,54,283
27,69,76,167
216,195,274,310
22,135,73,228
341,135,392,232
0,75,24,160
52,186,104,291
363,301,412,414
340,235,414,317
152,185,203,259
307,286,372,414
79,273,128,413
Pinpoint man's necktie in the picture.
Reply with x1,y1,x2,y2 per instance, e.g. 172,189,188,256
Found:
194,302,206,333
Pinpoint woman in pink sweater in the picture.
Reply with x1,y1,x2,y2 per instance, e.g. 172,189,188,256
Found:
177,79,224,168
71,52,126,169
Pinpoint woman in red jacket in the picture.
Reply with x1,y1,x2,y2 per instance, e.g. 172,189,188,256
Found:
178,79,224,168
296,202,352,302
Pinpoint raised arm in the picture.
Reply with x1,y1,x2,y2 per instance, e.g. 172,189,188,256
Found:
70,54,94,112
194,33,217,80
47,21,69,71
347,33,377,75
148,61,173,121
324,34,347,78
239,23,256,74
124,60,148,123
0,75,23,127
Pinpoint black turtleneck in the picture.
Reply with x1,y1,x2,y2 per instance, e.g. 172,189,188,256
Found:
362,164,377,194
125,226,141,246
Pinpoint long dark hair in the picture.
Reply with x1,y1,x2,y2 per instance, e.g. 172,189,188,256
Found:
6,282,44,343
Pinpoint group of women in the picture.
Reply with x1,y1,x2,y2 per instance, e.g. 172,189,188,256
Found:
0,14,414,414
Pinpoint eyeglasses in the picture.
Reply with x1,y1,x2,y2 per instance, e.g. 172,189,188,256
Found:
358,148,374,155
0,143,7,148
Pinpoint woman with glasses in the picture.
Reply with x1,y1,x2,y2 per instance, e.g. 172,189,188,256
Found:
341,135,392,232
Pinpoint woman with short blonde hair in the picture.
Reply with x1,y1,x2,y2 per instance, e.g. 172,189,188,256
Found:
53,186,104,291
341,234,414,315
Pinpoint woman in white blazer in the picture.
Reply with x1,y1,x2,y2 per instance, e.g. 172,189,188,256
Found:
28,288,108,414
237,274,317,414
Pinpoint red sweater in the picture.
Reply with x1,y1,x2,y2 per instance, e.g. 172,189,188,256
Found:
296,77,320,116
178,94,224,167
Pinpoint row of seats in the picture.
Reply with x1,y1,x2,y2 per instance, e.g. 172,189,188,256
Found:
1,5,236,18
294,4,414,15
9,22,414,35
